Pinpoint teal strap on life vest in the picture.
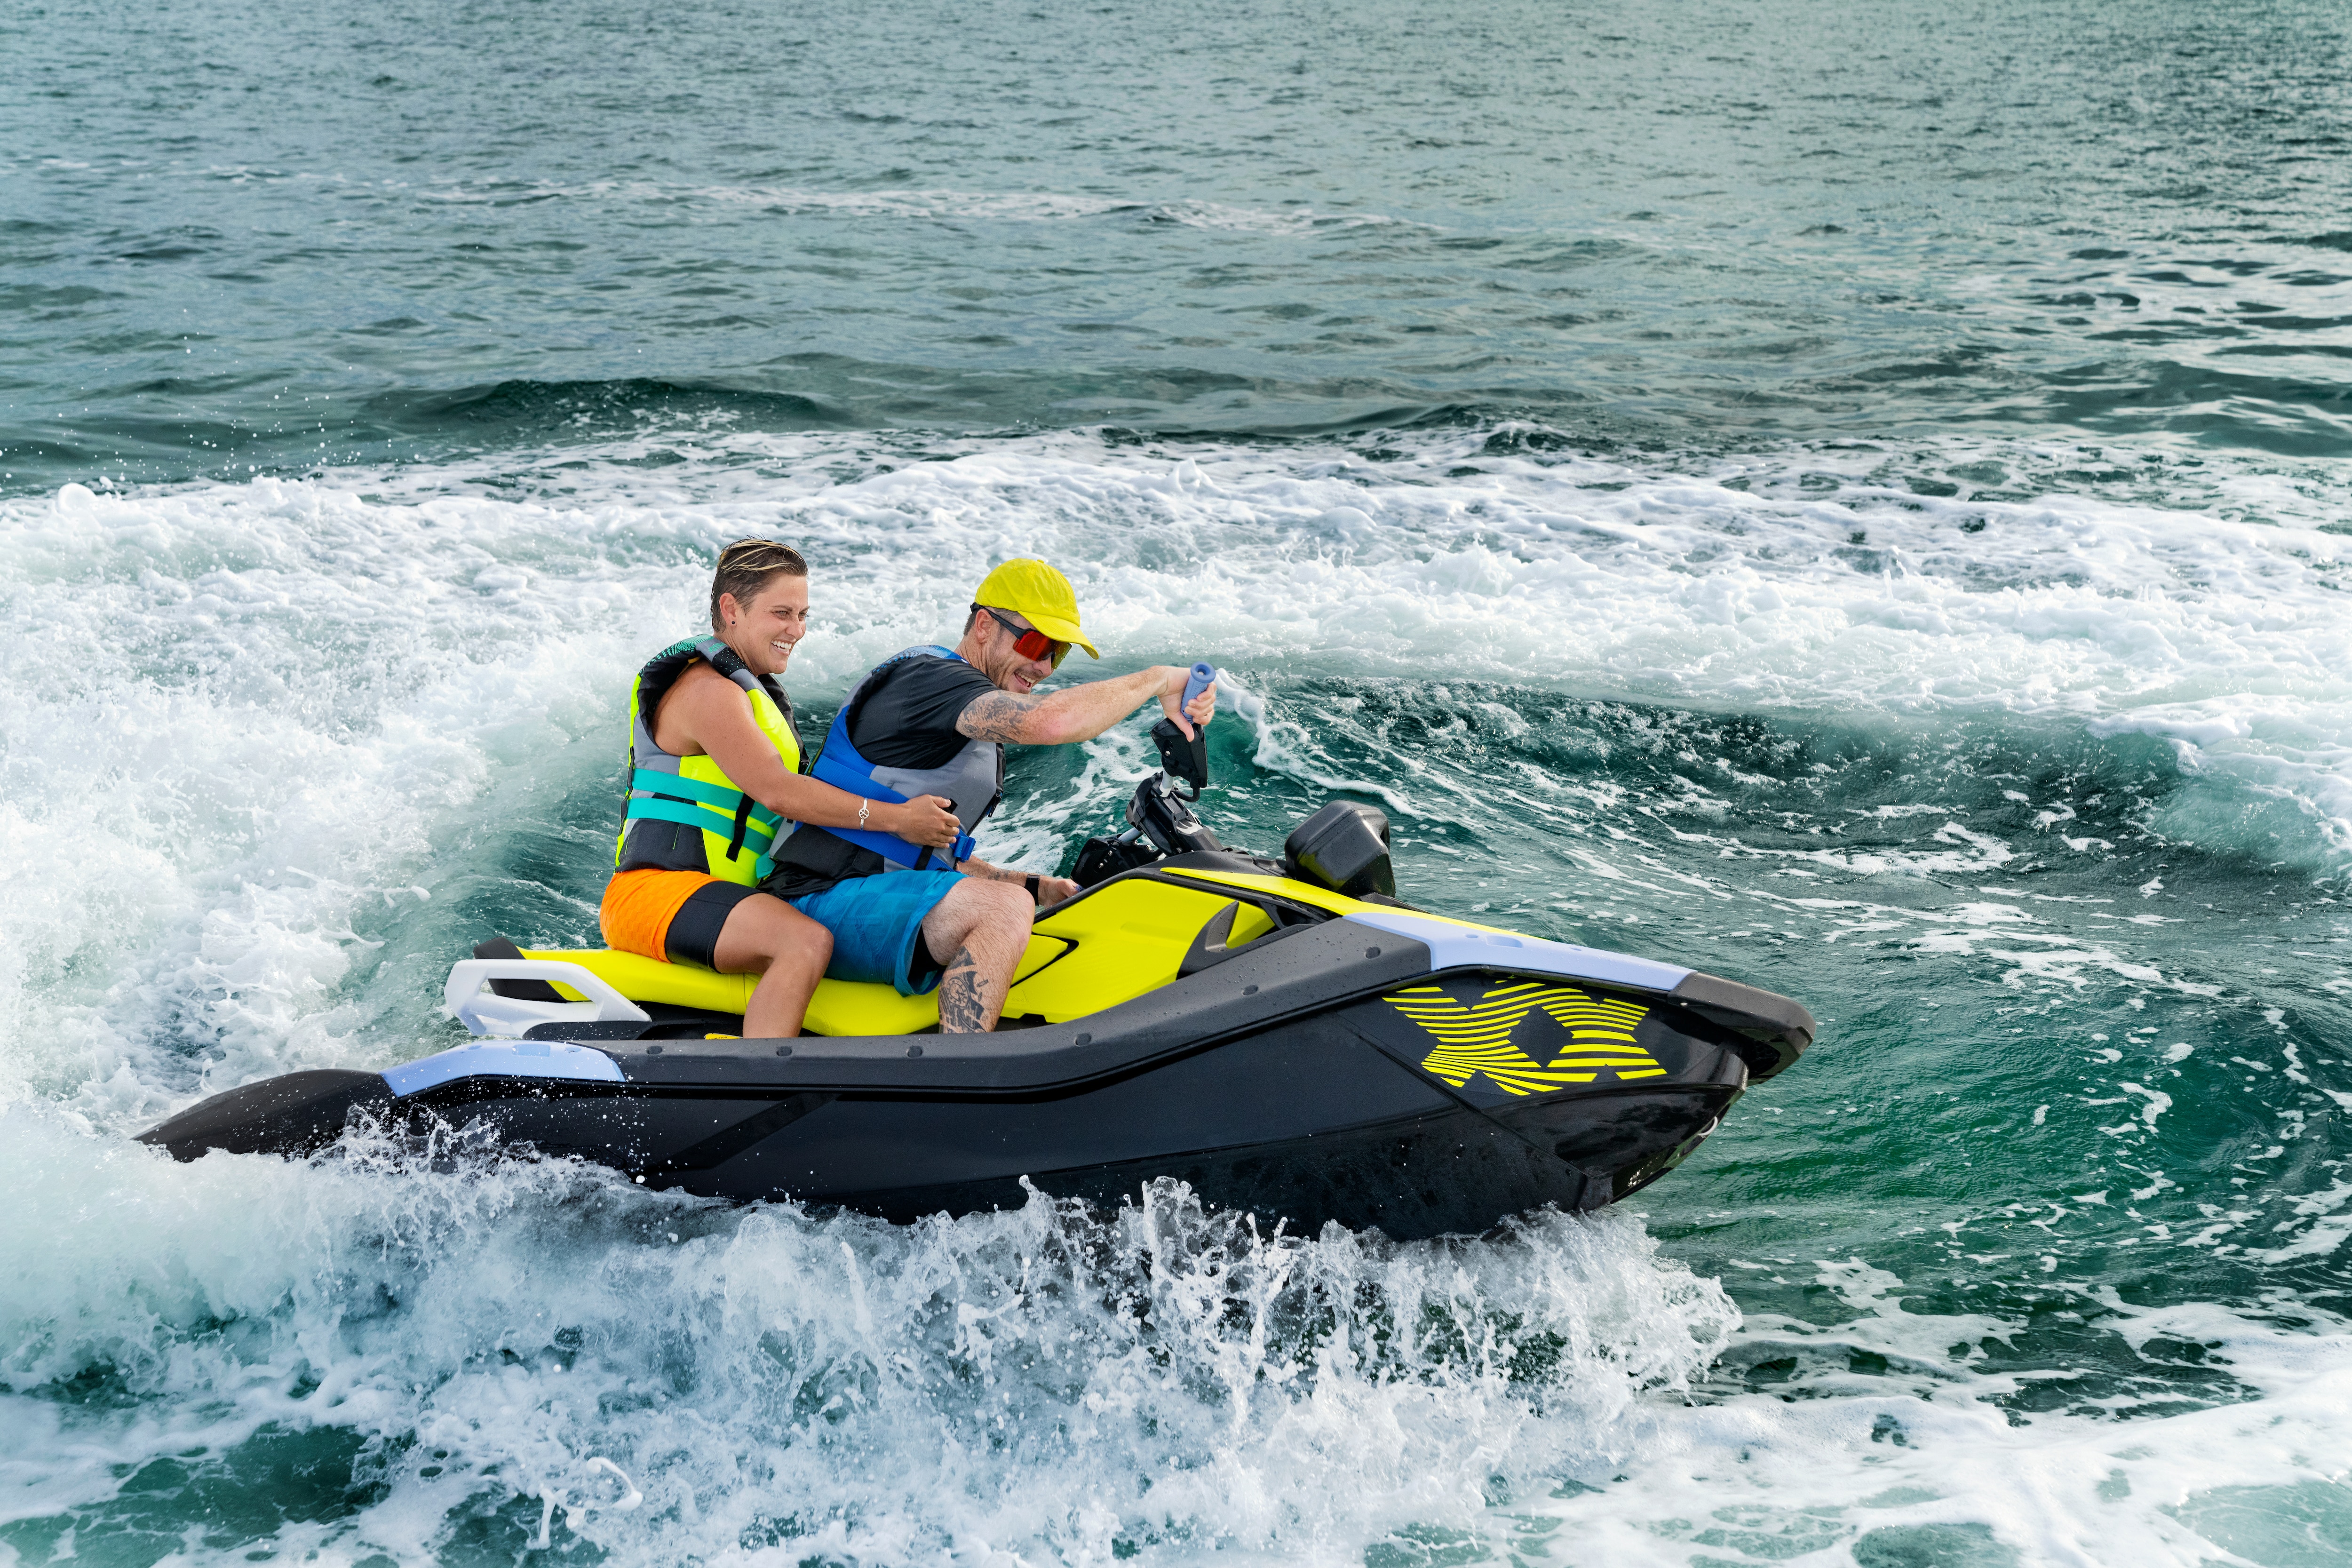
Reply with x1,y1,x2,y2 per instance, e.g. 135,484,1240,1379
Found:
627,768,758,816
622,797,780,853
624,768,784,863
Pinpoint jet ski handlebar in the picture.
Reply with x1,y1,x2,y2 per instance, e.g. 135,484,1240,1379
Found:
1149,661,1218,798
1181,662,1216,708
1069,661,1224,886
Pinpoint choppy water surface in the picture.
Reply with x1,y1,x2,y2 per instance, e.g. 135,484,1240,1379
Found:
3,2,2350,1565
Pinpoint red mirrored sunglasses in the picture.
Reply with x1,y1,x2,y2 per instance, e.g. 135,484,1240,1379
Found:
978,605,1070,669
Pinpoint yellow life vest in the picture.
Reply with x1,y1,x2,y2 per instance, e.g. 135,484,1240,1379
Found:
614,635,803,887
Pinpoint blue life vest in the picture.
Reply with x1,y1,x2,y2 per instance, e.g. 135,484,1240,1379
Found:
806,645,1003,871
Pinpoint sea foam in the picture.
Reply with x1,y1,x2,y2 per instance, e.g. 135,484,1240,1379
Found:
4,428,2349,1563
0,1106,1735,1564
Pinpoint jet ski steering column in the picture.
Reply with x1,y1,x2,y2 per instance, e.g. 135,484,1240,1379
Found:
1074,662,1223,883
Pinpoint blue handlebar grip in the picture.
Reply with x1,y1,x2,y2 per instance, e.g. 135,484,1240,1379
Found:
1182,662,1216,706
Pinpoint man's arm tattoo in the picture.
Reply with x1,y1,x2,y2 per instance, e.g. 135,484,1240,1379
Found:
938,944,988,1033
956,689,1045,743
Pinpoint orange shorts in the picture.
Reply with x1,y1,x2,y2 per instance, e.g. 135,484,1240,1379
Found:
602,868,726,963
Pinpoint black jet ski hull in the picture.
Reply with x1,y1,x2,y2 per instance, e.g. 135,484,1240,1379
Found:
141,911,1801,1239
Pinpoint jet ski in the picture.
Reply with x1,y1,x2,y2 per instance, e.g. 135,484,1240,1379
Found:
143,704,1813,1240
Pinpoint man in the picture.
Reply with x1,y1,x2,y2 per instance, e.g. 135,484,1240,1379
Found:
765,558,1216,1033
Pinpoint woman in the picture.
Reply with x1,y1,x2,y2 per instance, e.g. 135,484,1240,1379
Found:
602,539,960,1037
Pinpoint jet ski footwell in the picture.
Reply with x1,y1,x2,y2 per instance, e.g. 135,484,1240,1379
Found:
141,865,1812,1239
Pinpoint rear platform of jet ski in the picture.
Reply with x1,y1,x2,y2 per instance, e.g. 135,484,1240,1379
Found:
142,853,1813,1240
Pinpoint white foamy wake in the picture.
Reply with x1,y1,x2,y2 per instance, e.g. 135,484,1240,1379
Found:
1536,1258,2352,1568
0,477,705,1115
0,1107,1734,1564
11,431,2346,1113
5,1105,2345,1566
3,428,2349,1563
346,421,2352,875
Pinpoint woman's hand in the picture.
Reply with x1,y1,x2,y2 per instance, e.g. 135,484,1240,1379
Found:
887,794,963,848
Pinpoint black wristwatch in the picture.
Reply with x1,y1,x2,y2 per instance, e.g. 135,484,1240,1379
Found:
1023,873,1041,903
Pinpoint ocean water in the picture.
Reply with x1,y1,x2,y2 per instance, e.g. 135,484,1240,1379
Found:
4,1,2351,1564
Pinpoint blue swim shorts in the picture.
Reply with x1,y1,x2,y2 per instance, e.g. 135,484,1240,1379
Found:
788,870,964,995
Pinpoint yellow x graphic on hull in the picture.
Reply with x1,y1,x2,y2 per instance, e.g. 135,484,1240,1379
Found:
1385,981,1666,1095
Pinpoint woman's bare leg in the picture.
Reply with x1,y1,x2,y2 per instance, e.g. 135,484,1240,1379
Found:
711,892,833,1038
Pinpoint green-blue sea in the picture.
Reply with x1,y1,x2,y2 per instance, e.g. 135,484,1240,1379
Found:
4,2,2349,1563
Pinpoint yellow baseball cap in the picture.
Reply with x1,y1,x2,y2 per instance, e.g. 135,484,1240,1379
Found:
973,558,1099,659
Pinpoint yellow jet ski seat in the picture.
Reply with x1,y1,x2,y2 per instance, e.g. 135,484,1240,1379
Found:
487,875,1284,1037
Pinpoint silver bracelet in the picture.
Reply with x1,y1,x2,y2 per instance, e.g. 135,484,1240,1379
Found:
857,798,871,828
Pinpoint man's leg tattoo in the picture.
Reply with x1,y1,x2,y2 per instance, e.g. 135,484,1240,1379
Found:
938,944,986,1033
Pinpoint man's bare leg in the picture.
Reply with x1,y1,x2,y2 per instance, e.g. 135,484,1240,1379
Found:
712,893,834,1038
919,878,1034,1032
